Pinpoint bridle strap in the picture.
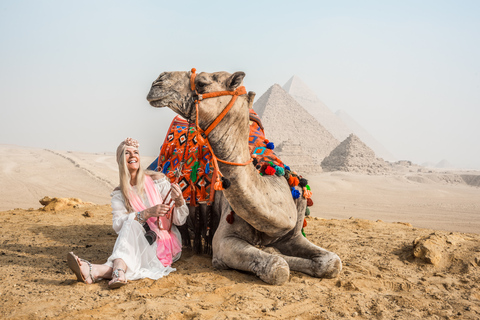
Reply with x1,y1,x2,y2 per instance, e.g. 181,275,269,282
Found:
189,68,253,190
201,86,247,136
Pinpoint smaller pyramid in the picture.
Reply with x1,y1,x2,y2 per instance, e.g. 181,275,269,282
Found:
321,134,390,174
335,110,396,162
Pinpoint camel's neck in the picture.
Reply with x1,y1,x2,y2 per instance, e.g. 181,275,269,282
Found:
206,97,251,164
203,96,297,237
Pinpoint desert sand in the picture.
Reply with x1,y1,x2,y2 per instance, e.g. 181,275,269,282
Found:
1,145,480,319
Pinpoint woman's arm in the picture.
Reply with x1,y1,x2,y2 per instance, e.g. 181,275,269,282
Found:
169,182,188,226
152,176,188,226
111,191,135,233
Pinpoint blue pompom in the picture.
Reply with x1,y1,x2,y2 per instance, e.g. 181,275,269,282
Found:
285,165,290,171
205,162,210,174
291,188,300,199
162,161,171,174
266,142,275,150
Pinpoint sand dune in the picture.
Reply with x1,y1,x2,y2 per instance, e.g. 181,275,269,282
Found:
0,145,155,211
1,145,480,319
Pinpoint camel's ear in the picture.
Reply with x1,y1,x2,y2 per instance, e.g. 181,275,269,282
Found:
227,72,246,90
247,91,256,109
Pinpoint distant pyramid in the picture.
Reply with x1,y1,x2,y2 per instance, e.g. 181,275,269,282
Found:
283,76,352,141
253,84,339,172
321,134,390,174
436,159,454,169
335,110,396,162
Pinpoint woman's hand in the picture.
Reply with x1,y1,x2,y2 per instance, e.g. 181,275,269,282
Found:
170,183,185,207
143,204,172,219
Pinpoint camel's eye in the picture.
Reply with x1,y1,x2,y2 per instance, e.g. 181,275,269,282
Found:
196,81,210,93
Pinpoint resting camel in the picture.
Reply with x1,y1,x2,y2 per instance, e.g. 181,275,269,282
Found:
146,69,341,285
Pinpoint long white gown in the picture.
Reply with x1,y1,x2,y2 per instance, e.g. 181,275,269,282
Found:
104,176,189,281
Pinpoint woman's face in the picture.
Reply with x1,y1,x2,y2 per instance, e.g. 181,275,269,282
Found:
125,147,140,173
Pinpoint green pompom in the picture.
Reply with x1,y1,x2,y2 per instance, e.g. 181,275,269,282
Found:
190,161,200,182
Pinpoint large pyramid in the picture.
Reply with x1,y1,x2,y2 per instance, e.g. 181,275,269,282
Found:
283,76,352,141
335,110,396,161
321,134,390,174
253,84,339,172
283,76,395,162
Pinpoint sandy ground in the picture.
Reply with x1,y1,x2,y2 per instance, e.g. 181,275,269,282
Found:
1,145,480,319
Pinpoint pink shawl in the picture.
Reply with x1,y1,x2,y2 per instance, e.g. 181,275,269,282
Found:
128,175,181,267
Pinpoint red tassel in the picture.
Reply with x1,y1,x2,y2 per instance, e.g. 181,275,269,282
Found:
307,198,313,207
259,163,268,173
265,166,276,175
303,218,307,228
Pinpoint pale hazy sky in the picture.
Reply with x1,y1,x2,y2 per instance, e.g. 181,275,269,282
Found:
1,1,479,169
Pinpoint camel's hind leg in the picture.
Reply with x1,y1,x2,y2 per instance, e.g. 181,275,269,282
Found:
212,235,290,285
273,234,342,278
271,192,341,279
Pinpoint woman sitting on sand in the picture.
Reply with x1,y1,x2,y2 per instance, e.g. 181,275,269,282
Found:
67,137,188,289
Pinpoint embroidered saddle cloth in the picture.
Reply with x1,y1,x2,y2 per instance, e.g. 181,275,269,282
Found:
148,109,286,205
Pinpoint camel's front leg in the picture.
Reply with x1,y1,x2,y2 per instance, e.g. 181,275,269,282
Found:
273,234,342,279
212,235,290,285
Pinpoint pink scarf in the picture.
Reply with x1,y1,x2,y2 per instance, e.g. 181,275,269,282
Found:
128,175,181,267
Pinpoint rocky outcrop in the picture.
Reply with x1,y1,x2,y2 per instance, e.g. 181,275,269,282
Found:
413,233,465,266
39,196,93,211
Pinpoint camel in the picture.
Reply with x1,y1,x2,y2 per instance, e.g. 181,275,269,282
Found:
146,69,341,285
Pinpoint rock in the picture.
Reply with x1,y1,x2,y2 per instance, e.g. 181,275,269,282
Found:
39,196,54,206
39,197,93,211
82,211,93,218
413,233,447,265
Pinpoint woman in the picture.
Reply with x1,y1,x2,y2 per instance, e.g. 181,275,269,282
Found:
67,137,188,289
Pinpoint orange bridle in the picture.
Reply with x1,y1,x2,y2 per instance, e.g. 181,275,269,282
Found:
190,68,253,190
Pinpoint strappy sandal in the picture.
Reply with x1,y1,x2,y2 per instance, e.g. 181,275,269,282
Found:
109,268,127,289
67,252,97,283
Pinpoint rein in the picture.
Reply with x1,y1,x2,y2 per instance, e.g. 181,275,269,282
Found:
190,68,253,190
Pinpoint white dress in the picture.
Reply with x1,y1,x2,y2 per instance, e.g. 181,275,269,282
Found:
105,176,189,281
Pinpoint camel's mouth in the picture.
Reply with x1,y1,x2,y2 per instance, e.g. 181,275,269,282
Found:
148,99,168,108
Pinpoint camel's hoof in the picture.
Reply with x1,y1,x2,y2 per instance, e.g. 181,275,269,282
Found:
258,256,290,285
313,253,342,278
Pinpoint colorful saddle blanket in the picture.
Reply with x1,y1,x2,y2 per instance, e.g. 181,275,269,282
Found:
148,109,286,205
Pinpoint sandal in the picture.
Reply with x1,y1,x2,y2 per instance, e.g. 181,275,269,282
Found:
109,268,127,289
67,252,97,283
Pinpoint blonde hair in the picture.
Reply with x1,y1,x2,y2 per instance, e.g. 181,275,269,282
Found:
116,140,146,212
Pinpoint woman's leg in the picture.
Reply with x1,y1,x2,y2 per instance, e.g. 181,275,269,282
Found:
69,253,113,284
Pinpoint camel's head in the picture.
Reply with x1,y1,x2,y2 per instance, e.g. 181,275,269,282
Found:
146,70,246,123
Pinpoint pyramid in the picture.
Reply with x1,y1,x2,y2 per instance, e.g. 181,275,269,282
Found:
436,159,454,169
283,76,352,141
321,134,390,174
253,84,339,172
335,110,396,161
